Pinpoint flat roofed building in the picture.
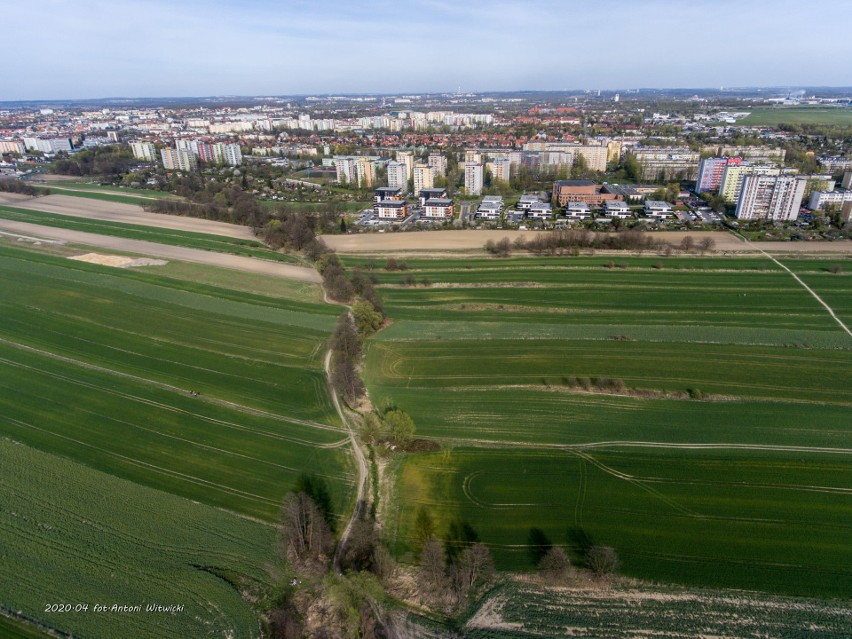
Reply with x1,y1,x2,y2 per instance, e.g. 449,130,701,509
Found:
465,162,484,196
807,189,852,211
552,180,622,207
735,175,805,221
564,201,591,219
528,202,553,219
419,187,447,207
603,200,632,218
423,198,455,220
374,199,409,220
644,200,674,218
413,163,434,196
374,186,403,203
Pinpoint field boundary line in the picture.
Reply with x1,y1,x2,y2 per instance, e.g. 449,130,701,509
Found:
730,230,852,338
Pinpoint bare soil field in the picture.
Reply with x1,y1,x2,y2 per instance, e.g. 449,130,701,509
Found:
4,194,256,240
0,219,320,282
321,229,852,255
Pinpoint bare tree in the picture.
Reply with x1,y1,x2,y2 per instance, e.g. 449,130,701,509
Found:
698,236,715,254
586,545,619,577
538,546,571,584
279,492,333,573
679,235,695,253
452,543,495,597
419,536,447,591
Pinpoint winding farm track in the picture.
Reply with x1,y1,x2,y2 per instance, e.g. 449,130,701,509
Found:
0,218,321,282
325,347,369,572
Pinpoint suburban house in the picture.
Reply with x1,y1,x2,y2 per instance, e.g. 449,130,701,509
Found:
518,193,544,210
528,201,553,219
644,200,674,219
564,201,591,220
476,195,504,219
603,200,633,219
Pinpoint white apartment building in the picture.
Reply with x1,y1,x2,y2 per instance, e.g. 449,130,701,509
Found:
161,148,197,172
492,158,511,182
396,151,414,182
644,200,674,219
386,161,409,193
528,202,553,219
807,189,852,211
428,153,447,176
720,164,781,203
603,200,632,219
130,142,157,162
413,163,433,196
464,162,484,196
564,202,591,220
736,175,806,221
23,137,72,153
422,198,455,220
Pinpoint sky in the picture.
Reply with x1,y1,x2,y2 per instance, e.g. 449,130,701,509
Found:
4,0,852,100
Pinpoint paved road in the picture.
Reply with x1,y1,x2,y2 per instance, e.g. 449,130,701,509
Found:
0,219,321,282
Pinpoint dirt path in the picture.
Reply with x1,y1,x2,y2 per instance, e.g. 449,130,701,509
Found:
734,232,852,337
3,194,257,240
325,347,369,572
0,219,320,282
320,229,852,255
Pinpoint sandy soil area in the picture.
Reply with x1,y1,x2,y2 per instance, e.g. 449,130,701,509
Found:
0,193,36,206
321,229,852,255
4,194,256,240
0,219,320,283
69,253,168,268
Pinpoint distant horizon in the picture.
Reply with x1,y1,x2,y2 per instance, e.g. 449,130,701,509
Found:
7,0,852,101
3,85,852,106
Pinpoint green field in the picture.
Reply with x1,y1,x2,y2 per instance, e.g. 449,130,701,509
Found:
361,255,852,597
0,204,301,263
0,243,352,523
1,438,275,638
738,106,852,127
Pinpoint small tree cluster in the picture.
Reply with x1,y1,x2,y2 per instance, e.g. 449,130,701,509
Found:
360,408,416,449
484,238,512,257
329,314,364,404
417,535,495,608
517,229,672,256
0,178,38,196
279,491,334,575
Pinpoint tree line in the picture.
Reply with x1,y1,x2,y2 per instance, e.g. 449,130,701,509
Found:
486,230,714,257
0,178,39,196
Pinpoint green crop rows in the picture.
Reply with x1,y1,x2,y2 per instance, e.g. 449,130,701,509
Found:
0,204,301,263
0,244,353,523
0,438,275,638
362,255,852,597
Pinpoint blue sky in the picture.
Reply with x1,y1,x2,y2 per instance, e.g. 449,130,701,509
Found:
4,0,851,100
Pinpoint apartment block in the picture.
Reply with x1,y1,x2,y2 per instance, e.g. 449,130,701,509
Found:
735,175,806,221
422,198,455,220
413,163,433,196
464,162,484,196
427,153,447,177
807,189,852,210
632,147,700,181
492,157,511,183
386,161,409,192
696,157,742,193
719,164,781,203
0,140,26,155
130,142,157,162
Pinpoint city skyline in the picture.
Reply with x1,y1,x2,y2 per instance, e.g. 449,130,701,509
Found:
6,0,852,101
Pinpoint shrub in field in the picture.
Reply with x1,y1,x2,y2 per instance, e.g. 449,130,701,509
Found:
586,545,619,576
539,547,572,584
